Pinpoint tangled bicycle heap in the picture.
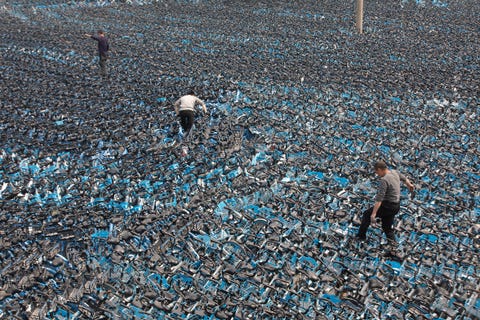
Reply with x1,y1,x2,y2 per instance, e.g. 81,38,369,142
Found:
1,0,479,319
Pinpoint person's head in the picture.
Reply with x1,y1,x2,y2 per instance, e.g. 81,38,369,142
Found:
374,161,388,177
98,30,105,36
187,89,195,96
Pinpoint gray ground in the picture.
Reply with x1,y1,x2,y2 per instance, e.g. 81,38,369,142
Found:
0,0,479,319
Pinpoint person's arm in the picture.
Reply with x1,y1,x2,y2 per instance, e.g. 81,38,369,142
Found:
87,34,99,41
174,99,180,116
371,201,382,223
371,179,387,222
404,177,414,192
196,98,207,113
399,172,415,192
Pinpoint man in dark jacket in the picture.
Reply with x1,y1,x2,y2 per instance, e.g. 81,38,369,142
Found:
357,161,415,242
85,30,109,76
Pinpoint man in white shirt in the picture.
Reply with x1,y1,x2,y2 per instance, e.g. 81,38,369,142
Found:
174,90,207,137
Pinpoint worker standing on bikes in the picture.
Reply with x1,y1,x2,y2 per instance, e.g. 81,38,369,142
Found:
356,161,415,242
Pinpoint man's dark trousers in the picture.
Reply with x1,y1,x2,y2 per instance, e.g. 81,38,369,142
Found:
179,110,194,136
99,54,107,76
358,201,400,240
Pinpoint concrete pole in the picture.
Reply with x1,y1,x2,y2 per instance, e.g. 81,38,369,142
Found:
356,0,364,34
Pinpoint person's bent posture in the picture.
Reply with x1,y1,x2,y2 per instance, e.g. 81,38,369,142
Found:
357,161,414,242
174,91,207,137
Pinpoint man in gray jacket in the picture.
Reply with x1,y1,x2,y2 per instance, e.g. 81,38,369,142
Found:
357,161,415,242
